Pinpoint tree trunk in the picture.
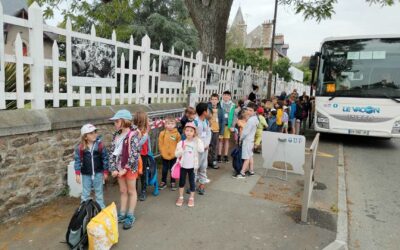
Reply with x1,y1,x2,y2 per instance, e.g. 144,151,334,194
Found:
184,0,233,61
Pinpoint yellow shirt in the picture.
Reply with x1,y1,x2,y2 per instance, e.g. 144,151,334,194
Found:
210,108,220,133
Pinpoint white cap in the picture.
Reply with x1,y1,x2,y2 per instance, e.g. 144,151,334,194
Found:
81,124,97,136
283,105,288,110
271,108,277,112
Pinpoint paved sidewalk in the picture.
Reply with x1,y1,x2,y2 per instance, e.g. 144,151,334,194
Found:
0,132,338,250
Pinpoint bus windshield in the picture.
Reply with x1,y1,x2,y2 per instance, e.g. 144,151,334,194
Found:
317,38,400,98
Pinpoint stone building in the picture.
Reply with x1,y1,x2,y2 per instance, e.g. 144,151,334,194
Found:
227,7,289,62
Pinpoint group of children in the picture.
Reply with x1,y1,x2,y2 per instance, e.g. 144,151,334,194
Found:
72,89,310,231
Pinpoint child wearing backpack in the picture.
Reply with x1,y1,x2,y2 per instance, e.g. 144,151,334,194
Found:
109,109,141,230
74,124,109,209
158,116,181,190
194,102,212,195
175,122,205,207
134,111,151,201
254,107,268,153
207,93,224,169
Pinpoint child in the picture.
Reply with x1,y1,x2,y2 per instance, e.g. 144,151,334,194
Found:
74,124,109,209
194,102,211,195
179,107,196,139
268,108,279,132
134,111,150,201
109,109,141,230
234,102,259,178
218,91,236,163
158,116,181,190
175,122,205,207
254,107,268,153
207,93,224,169
282,106,289,133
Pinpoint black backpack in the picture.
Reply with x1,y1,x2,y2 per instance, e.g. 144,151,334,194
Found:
66,199,101,250
231,145,243,175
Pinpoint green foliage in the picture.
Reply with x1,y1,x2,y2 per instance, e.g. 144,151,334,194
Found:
225,48,269,71
5,63,31,109
31,0,198,53
272,58,292,82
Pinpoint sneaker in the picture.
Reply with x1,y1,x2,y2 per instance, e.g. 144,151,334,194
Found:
233,173,246,179
223,156,230,163
217,155,222,163
176,197,184,207
202,178,211,184
139,192,146,201
159,182,167,190
249,171,255,176
209,163,219,169
171,183,177,191
188,197,195,207
123,214,136,230
117,212,126,223
198,187,205,195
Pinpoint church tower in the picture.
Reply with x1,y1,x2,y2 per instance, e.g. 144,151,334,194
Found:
227,7,247,48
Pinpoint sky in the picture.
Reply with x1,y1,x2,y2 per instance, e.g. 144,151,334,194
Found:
229,0,400,62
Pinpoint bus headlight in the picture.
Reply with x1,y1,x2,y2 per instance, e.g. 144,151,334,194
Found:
317,112,330,129
392,120,400,134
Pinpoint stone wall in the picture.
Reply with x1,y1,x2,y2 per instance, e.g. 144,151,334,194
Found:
0,103,185,223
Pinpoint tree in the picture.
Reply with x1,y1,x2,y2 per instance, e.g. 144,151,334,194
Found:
184,0,233,61
225,48,269,71
31,0,199,53
273,58,292,82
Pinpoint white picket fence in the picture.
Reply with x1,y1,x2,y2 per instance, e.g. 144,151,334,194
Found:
0,2,310,110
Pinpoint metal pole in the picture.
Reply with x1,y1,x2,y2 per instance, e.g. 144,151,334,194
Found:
266,0,278,99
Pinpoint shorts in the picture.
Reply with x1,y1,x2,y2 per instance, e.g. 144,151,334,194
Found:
290,118,296,127
241,141,254,160
118,169,139,180
283,122,288,129
219,126,231,139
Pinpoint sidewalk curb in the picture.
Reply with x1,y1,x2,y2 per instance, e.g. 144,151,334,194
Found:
323,143,348,250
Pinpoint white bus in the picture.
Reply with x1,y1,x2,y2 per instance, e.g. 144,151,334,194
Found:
314,35,400,138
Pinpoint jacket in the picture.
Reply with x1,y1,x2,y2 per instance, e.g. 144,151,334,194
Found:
74,137,108,175
175,138,205,170
109,126,141,173
158,128,181,160
207,102,225,135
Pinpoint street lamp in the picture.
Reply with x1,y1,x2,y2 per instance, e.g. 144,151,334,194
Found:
267,0,278,99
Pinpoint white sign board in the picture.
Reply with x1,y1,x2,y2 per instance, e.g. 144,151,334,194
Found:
262,131,305,175
68,161,82,198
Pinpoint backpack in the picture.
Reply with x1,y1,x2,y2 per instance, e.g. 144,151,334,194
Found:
66,199,101,250
231,145,243,175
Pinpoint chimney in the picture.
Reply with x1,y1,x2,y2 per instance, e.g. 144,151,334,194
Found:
262,21,273,47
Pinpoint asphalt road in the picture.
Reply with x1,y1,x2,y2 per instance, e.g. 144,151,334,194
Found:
322,134,400,250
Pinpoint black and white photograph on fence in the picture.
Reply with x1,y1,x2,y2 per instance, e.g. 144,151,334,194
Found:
70,37,116,87
160,57,182,82
236,71,244,88
206,65,220,85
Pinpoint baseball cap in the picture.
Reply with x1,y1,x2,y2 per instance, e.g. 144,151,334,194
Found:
283,105,288,110
81,124,97,136
257,107,264,114
184,122,197,130
271,108,277,112
109,109,132,121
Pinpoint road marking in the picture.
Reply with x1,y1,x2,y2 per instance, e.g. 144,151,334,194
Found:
305,151,335,158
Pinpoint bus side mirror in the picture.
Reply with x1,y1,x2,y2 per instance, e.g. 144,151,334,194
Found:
309,55,318,70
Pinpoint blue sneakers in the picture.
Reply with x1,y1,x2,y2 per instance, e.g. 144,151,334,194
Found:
117,212,126,223
123,213,136,230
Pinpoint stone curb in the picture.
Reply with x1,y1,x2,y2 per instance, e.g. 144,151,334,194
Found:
323,143,348,250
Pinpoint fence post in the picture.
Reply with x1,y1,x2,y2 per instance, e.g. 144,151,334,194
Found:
52,41,60,107
140,35,151,104
226,60,234,94
0,1,5,109
28,2,45,109
15,34,24,109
